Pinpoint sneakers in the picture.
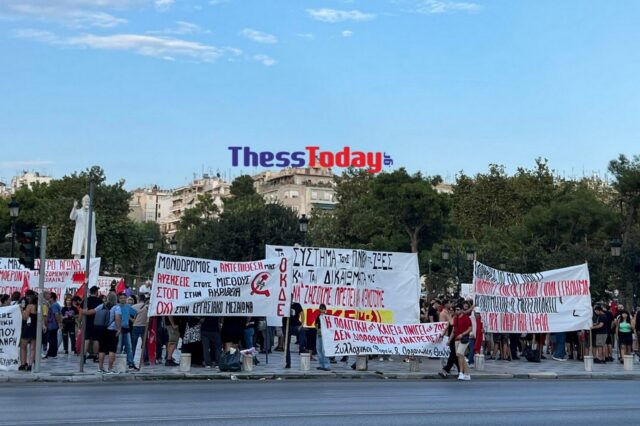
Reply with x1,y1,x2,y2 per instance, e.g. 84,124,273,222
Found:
18,364,26,371
438,370,448,378
165,360,179,367
461,374,471,381
457,373,464,380
552,356,566,362
105,370,117,375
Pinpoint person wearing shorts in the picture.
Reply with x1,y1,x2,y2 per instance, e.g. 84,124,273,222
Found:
165,316,179,366
98,293,121,373
453,304,472,381
592,305,607,364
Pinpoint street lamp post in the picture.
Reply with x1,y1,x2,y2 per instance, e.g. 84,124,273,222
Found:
299,214,309,246
441,245,475,295
8,198,20,258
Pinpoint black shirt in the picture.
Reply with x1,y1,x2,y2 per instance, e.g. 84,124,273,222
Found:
86,296,103,327
285,303,303,328
604,311,614,334
201,317,220,332
427,306,439,322
594,314,607,334
61,306,78,327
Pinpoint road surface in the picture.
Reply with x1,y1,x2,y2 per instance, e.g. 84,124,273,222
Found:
0,379,633,425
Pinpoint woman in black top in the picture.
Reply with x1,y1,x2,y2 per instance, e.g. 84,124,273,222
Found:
61,296,78,355
19,293,38,371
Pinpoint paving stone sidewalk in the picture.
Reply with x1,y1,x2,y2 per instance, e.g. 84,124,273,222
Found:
3,347,640,383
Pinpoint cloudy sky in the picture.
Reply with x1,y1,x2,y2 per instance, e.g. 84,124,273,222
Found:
1,0,639,188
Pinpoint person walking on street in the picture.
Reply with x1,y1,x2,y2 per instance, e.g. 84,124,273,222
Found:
453,304,472,381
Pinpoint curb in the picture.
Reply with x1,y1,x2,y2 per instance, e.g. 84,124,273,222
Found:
2,371,639,383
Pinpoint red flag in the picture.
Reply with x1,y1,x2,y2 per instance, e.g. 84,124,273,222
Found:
148,318,157,365
72,272,85,284
20,275,29,297
73,285,85,300
116,279,126,294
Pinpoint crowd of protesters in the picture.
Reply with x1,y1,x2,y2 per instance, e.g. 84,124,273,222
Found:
3,285,638,375
417,296,640,381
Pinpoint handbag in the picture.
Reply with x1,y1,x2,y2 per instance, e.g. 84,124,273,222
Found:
460,335,470,344
219,350,242,372
183,323,202,345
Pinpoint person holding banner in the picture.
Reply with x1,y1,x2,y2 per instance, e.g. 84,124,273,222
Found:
314,304,330,371
19,292,37,371
284,302,305,369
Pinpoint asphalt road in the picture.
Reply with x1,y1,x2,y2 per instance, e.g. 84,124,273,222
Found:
0,380,634,425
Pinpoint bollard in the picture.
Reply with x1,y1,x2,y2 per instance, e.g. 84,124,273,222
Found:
114,354,127,373
355,355,368,371
299,353,311,371
623,354,633,371
179,353,192,372
474,354,485,371
583,355,593,372
242,355,254,372
409,357,420,372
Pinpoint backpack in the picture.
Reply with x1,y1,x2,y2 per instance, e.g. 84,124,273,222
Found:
522,345,540,363
94,305,111,329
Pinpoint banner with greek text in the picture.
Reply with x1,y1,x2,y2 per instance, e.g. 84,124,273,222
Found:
266,245,420,327
473,261,592,333
460,283,474,301
0,258,101,299
320,315,450,357
0,305,22,371
148,253,291,318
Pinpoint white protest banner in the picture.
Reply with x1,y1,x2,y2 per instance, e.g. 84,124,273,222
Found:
0,305,22,371
0,258,25,270
148,253,291,318
0,258,101,298
473,261,592,333
320,315,450,358
460,283,474,300
266,245,420,327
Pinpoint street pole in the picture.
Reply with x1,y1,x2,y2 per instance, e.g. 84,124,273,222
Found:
10,219,16,258
33,226,47,373
79,180,95,373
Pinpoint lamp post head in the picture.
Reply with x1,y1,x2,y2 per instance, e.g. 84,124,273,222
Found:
466,248,476,262
610,239,622,257
299,214,309,233
169,237,178,253
441,245,450,261
8,198,19,218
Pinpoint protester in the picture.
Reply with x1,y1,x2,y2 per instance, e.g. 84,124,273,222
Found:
164,315,179,366
315,304,330,371
97,293,121,373
131,294,149,366
43,292,62,359
117,292,137,370
284,302,305,369
552,332,567,362
438,300,459,378
592,305,607,364
201,316,222,369
61,295,78,355
0,294,9,306
221,316,246,351
604,304,614,362
452,304,472,380
80,286,103,362
19,291,37,371
616,310,633,362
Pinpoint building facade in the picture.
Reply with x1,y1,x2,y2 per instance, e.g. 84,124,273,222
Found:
252,167,337,216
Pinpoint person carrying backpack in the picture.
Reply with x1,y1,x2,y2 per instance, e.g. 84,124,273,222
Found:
97,293,122,373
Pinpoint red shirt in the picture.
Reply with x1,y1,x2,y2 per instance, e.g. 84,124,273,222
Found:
453,314,472,338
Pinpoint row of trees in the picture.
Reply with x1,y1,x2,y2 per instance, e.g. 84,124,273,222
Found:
0,166,160,282
2,155,639,304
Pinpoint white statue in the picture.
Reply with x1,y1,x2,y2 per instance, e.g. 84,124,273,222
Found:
70,195,97,259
